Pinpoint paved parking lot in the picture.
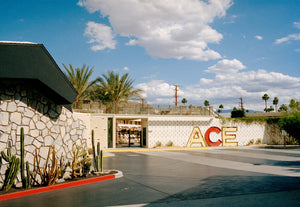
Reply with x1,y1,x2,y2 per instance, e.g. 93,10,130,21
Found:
1,147,300,207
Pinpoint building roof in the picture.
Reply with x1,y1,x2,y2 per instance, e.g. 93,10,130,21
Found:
0,41,77,104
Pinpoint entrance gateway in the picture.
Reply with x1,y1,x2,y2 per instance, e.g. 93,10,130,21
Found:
116,118,143,148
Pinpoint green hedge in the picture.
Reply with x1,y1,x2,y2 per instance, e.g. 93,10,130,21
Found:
279,112,300,141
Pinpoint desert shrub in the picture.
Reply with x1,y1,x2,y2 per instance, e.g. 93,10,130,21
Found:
166,141,173,147
247,139,254,145
255,139,262,144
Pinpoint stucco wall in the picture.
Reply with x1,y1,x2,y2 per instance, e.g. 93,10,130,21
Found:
74,113,108,150
0,84,87,187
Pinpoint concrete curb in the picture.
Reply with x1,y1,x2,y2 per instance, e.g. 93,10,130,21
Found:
0,170,123,201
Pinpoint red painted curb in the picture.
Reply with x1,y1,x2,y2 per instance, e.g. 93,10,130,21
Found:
0,174,115,201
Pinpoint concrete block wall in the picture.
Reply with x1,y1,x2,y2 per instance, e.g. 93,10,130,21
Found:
147,117,282,148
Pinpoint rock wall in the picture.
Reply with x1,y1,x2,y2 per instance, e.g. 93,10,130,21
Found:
0,83,87,187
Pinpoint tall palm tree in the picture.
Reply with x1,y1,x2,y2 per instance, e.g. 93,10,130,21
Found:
262,93,269,112
273,97,279,112
63,64,96,108
92,71,142,113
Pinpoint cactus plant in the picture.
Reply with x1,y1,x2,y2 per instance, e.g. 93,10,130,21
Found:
71,143,90,178
1,148,20,191
58,156,69,179
33,145,62,186
91,130,103,172
82,154,91,177
20,127,31,189
91,130,97,170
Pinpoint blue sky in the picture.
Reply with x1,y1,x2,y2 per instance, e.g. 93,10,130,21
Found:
1,0,299,111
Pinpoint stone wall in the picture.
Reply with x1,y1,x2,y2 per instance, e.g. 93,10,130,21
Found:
0,83,87,187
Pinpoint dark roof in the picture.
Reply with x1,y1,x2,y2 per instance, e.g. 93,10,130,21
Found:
0,42,77,104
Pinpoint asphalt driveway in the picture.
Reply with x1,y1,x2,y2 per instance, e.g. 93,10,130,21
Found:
1,147,300,207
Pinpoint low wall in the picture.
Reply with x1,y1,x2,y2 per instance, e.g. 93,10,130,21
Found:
147,117,283,148
75,113,284,149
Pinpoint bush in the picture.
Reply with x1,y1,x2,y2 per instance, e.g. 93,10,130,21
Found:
279,112,300,141
255,139,262,144
247,139,254,145
231,108,245,118
166,141,173,147
156,141,162,147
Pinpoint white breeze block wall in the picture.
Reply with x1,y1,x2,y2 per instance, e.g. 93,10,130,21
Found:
148,116,214,148
147,116,269,148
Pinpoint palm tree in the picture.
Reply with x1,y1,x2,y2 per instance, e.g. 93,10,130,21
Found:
273,97,279,112
63,64,96,108
204,100,210,107
262,93,269,112
92,71,142,113
181,98,187,105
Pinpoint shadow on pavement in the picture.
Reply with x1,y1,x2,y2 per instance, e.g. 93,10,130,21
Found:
143,175,300,206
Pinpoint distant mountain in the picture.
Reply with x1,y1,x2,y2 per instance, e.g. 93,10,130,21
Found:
218,109,262,113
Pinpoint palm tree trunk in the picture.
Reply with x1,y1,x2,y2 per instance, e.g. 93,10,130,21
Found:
265,101,267,111
115,101,119,114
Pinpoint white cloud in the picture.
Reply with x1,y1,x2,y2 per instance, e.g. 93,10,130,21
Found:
294,22,300,29
274,33,300,44
84,21,116,51
254,35,263,40
205,58,246,73
136,59,300,110
78,0,233,61
136,80,184,104
123,66,129,71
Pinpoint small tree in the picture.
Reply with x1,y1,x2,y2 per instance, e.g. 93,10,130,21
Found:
265,106,274,112
217,104,224,113
289,99,300,111
204,100,210,107
278,104,288,112
181,98,187,105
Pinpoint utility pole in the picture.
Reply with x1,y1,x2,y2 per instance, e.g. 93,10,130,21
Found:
173,85,180,106
239,97,244,110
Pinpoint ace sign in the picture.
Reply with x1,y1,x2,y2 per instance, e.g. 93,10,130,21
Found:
187,126,238,147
